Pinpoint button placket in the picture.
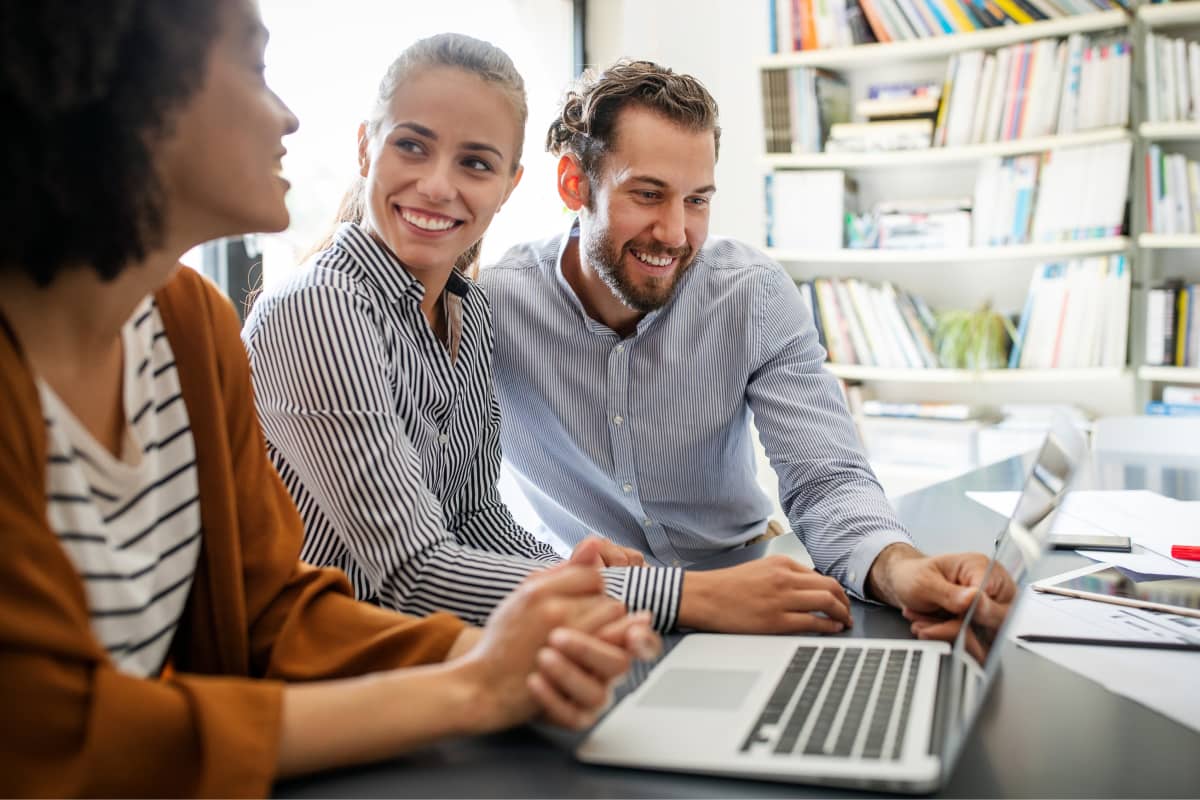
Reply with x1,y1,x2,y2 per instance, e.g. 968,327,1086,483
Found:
605,336,683,566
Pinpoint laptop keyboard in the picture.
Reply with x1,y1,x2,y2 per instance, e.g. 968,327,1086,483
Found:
739,645,923,760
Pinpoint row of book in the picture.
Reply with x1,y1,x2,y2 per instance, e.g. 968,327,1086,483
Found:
1145,146,1200,235
767,0,1129,53
762,35,1129,154
1145,279,1200,368
971,140,1131,246
762,67,850,154
935,35,1130,148
1146,385,1200,417
1145,33,1200,124
1009,256,1130,369
798,277,942,367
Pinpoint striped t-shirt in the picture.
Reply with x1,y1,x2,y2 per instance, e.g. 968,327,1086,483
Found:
40,296,201,677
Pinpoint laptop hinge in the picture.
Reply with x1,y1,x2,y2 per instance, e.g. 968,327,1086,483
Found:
928,652,953,758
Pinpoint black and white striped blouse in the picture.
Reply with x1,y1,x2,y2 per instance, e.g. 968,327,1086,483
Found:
242,223,682,629
41,296,201,677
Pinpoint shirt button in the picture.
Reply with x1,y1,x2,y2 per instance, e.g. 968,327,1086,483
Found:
613,415,624,425
622,483,633,493
615,343,625,353
849,571,857,584
643,518,653,527
438,433,449,444
672,559,681,567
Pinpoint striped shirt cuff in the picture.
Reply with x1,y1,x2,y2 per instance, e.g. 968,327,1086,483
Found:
601,565,684,632
843,530,914,603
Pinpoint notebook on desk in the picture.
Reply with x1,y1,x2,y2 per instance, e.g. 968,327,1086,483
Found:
577,416,1088,793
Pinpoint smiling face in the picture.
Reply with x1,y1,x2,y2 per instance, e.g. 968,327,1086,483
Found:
571,105,716,315
357,65,524,277
157,0,299,243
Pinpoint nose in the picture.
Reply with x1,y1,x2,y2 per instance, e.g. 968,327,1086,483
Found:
417,158,456,204
653,201,687,250
274,89,299,136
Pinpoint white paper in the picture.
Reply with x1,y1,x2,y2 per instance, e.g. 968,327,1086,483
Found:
966,489,1200,576
1008,568,1200,733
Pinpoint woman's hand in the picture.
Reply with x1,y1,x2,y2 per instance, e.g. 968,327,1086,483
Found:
453,565,660,732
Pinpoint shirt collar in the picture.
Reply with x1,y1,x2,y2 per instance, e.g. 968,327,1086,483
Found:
333,222,476,305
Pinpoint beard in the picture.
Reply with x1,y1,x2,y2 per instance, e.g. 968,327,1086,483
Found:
583,225,695,314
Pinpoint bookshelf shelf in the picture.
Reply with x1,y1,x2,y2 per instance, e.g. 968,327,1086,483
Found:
1139,2,1200,30
757,10,1128,70
764,128,1130,170
1138,366,1200,384
827,364,1130,383
1138,233,1200,249
768,237,1131,265
1138,121,1200,141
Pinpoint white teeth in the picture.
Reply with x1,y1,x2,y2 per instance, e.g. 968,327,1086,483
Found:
400,208,457,231
631,249,674,268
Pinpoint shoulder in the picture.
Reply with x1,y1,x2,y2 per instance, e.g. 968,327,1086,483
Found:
478,235,559,296
690,237,795,300
243,247,375,345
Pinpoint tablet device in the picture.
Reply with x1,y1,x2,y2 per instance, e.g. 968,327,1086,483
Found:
1034,563,1200,620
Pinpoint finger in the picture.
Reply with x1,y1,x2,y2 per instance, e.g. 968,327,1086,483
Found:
558,595,627,633
527,672,597,731
969,592,1011,630
923,574,978,617
595,611,661,659
600,543,630,567
549,627,633,681
568,538,606,568
802,572,851,612
525,564,605,598
779,613,846,635
624,547,647,567
537,645,613,709
789,589,854,627
902,608,951,625
912,618,963,642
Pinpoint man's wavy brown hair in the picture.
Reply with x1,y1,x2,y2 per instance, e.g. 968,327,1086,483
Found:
545,59,721,182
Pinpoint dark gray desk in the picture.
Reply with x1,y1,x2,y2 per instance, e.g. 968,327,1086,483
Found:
277,452,1200,798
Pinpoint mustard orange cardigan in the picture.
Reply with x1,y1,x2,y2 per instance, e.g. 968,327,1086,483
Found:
0,267,466,797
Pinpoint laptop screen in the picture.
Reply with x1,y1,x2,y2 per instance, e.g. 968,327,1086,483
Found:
939,415,1089,771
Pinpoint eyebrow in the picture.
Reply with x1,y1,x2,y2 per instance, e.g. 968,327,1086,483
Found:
629,174,717,195
389,122,506,160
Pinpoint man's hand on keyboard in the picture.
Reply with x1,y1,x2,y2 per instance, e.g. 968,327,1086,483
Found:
676,555,854,634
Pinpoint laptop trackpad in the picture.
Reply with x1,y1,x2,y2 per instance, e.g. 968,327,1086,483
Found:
637,668,759,711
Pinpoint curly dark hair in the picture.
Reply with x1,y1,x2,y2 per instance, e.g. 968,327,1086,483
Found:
545,59,721,183
0,1,222,286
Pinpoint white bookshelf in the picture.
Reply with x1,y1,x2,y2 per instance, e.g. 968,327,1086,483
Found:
1138,366,1200,383
1139,121,1200,141
764,127,1130,170
1138,233,1200,248
826,364,1130,383
758,10,1127,70
1139,2,1200,30
768,237,1130,266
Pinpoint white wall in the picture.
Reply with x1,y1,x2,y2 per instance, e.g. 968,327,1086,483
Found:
586,0,771,245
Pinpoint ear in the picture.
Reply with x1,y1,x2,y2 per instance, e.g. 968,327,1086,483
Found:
556,154,589,212
357,122,370,178
498,164,525,211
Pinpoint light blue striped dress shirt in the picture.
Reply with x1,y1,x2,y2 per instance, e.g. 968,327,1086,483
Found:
480,222,913,599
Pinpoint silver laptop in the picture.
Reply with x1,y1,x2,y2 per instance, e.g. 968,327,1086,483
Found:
578,416,1088,793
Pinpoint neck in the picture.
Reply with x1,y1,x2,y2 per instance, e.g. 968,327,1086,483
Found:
362,226,453,329
561,235,642,337
0,248,183,371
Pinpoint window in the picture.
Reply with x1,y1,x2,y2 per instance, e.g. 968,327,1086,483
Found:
255,0,577,290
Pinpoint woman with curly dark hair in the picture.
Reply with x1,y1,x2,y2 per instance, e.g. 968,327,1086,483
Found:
0,0,657,795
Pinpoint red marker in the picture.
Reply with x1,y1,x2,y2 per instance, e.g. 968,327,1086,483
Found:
1171,545,1200,561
